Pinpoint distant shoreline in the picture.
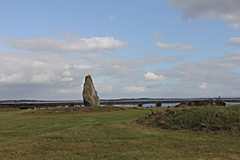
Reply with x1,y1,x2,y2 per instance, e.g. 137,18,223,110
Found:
1,97,240,104
1,98,240,109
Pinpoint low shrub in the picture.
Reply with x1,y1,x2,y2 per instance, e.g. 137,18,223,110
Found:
156,101,162,107
215,99,226,106
106,101,113,106
69,102,75,107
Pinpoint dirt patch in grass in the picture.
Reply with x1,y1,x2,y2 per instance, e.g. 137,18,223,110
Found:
134,105,240,134
21,106,145,115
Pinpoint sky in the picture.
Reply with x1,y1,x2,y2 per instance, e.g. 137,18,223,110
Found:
0,0,240,100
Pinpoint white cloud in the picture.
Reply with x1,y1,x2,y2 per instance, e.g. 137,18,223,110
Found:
0,46,178,99
61,77,74,82
146,83,162,88
29,71,58,84
170,0,240,21
0,50,80,84
167,52,240,85
109,15,114,21
96,83,113,94
62,71,72,77
155,41,194,50
58,86,82,94
152,32,164,38
228,22,240,29
124,86,145,93
180,44,195,50
144,72,167,81
1,46,240,99
155,42,181,49
0,73,26,83
199,82,207,89
4,33,129,53
227,37,240,46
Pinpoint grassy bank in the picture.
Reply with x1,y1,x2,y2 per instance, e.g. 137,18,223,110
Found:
135,105,240,134
0,106,240,159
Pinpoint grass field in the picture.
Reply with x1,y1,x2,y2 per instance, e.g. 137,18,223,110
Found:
0,106,240,160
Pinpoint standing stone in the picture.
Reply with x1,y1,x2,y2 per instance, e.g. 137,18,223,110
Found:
82,75,100,106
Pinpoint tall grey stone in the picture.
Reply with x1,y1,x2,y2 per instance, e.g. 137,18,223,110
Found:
82,75,100,106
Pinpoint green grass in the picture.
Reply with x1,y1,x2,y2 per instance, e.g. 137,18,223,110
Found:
136,105,240,134
0,106,240,159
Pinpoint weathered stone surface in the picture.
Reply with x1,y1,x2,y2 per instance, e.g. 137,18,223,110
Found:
82,75,100,106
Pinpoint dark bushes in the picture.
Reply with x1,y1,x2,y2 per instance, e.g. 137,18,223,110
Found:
156,101,162,107
215,99,226,106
